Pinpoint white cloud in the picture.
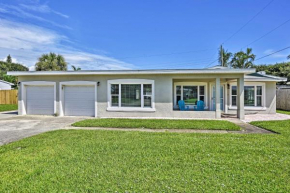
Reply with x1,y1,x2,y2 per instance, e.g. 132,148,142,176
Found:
2,56,18,63
20,4,69,18
29,66,35,71
0,19,134,70
0,4,71,29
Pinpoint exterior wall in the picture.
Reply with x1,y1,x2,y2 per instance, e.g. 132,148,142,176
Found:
0,82,12,90
227,81,276,115
18,73,244,119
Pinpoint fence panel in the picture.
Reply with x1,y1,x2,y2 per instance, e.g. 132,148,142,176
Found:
277,89,290,111
0,90,18,104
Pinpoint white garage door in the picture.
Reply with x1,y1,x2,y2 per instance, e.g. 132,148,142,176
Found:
64,86,95,116
26,86,54,115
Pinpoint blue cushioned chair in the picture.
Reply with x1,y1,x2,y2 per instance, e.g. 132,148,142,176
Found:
194,100,204,111
178,100,189,111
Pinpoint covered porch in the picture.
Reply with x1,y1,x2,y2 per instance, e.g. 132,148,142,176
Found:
172,76,245,120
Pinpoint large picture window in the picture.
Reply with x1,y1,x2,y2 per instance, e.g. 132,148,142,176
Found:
121,84,141,107
183,86,198,105
231,84,264,107
108,79,154,111
174,84,207,106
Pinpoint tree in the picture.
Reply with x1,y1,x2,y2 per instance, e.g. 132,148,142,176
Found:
35,52,67,71
3,74,17,89
218,45,232,67
0,61,28,89
6,54,12,63
71,65,81,71
287,55,290,60
231,48,256,68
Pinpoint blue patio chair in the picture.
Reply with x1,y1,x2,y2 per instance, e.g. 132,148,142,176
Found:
194,100,204,111
178,100,189,111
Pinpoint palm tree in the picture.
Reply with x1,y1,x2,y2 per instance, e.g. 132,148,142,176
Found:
218,46,232,67
231,48,256,69
71,65,81,71
35,52,67,71
287,55,290,60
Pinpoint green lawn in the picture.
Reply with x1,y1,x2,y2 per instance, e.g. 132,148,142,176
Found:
277,109,290,115
72,118,240,130
1,120,290,192
0,104,18,112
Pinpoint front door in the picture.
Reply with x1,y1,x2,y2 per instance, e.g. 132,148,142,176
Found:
212,85,224,111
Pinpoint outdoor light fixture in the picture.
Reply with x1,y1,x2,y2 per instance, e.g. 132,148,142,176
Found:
227,84,230,89
97,82,100,86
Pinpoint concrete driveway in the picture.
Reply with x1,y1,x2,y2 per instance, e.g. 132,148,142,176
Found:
0,111,86,146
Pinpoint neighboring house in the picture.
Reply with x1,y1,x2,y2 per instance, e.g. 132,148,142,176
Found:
0,80,14,90
8,67,286,120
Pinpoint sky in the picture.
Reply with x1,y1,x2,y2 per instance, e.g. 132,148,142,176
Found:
0,0,289,71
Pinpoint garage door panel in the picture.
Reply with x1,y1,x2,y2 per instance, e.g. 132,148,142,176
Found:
64,86,95,116
26,86,54,115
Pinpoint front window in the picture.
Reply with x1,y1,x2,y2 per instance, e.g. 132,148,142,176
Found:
175,84,207,106
256,86,262,106
244,86,255,106
121,84,141,107
108,80,154,109
183,86,198,105
231,85,263,107
111,84,119,107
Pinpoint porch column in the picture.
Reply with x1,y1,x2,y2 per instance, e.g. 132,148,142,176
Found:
215,78,221,119
237,77,245,120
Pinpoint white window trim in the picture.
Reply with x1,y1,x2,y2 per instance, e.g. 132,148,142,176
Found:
229,82,266,110
59,81,97,117
173,82,208,109
20,81,56,115
107,79,155,112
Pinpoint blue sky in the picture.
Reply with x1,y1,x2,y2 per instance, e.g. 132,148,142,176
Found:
0,0,289,70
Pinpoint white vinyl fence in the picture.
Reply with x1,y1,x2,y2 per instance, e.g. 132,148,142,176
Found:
277,89,290,111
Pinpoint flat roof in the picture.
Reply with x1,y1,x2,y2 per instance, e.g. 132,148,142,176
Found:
8,68,256,76
244,72,287,82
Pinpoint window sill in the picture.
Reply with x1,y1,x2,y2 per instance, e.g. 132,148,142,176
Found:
107,107,156,112
228,106,267,111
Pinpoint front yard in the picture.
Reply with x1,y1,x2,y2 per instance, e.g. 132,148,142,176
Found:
1,119,290,192
72,118,240,130
277,109,290,115
0,104,18,112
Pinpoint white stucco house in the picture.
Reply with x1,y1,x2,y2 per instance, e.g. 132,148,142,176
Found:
8,67,286,120
0,80,14,90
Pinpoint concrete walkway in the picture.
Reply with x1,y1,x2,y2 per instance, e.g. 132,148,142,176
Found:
244,113,290,122
224,118,273,134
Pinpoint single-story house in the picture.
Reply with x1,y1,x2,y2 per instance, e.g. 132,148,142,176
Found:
8,67,286,120
0,80,14,90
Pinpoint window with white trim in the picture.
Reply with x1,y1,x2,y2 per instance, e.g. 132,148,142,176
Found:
231,84,264,107
256,86,262,107
111,84,119,107
174,84,207,106
108,79,154,110
231,86,237,106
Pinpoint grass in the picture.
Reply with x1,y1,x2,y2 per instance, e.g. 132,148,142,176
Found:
1,120,290,192
277,109,290,115
0,104,17,112
72,118,240,131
